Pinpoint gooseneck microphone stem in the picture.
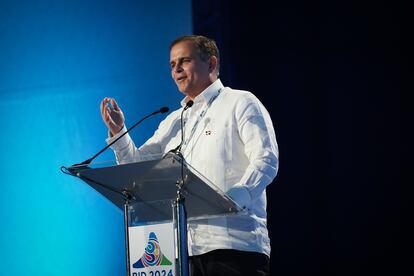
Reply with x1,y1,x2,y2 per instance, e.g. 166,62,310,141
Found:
173,100,194,154
173,100,193,276
63,106,169,174
82,107,169,165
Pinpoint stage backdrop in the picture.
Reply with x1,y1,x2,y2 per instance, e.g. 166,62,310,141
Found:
0,1,191,275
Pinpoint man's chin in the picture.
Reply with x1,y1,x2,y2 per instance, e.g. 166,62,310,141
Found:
177,86,189,95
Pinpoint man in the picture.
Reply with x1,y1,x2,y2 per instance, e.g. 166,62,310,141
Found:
100,35,278,275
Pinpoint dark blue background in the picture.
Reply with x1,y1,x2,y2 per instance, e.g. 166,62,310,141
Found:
193,0,407,275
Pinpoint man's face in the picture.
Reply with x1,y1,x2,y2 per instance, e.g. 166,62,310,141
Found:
170,40,212,99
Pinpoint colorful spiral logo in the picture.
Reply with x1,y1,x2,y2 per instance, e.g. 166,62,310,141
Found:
133,232,172,269
143,234,161,266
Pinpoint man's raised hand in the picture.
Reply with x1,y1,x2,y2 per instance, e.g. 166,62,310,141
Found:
100,97,125,136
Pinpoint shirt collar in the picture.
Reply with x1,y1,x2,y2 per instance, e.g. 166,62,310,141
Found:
180,79,224,107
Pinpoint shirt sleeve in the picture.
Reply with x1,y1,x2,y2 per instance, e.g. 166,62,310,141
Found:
105,125,163,164
234,95,279,202
105,109,182,164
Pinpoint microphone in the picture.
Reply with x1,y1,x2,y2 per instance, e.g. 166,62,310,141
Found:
62,106,169,175
170,100,193,154
185,100,194,109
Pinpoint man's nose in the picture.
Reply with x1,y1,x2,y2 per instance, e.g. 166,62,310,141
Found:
175,64,183,73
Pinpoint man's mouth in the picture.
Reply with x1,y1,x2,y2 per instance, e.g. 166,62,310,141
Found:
177,76,186,82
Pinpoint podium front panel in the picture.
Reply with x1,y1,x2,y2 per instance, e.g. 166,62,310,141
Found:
129,222,176,276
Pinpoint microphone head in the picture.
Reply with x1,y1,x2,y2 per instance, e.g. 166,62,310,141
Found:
160,106,169,113
186,100,194,108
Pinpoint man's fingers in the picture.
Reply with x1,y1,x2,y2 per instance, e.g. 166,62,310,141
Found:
107,114,122,134
105,106,122,124
100,97,109,115
104,108,110,121
105,106,112,118
107,113,116,126
100,100,105,116
100,97,123,134
110,98,120,111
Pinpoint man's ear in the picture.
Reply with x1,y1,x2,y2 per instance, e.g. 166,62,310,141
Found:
209,56,218,73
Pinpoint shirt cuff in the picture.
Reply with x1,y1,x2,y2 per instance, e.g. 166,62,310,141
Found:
226,185,252,210
105,125,129,150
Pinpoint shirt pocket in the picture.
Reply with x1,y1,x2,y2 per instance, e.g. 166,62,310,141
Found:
204,117,232,162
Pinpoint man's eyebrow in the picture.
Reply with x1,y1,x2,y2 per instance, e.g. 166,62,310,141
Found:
171,56,192,62
170,56,192,66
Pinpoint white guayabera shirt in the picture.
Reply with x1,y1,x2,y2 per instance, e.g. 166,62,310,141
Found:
107,79,279,257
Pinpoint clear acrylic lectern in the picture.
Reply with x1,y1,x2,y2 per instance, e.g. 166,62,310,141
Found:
64,153,240,276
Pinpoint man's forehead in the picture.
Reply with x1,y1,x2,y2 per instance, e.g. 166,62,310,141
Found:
170,41,197,57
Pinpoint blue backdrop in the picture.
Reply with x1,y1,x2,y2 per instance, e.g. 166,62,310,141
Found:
0,1,191,275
